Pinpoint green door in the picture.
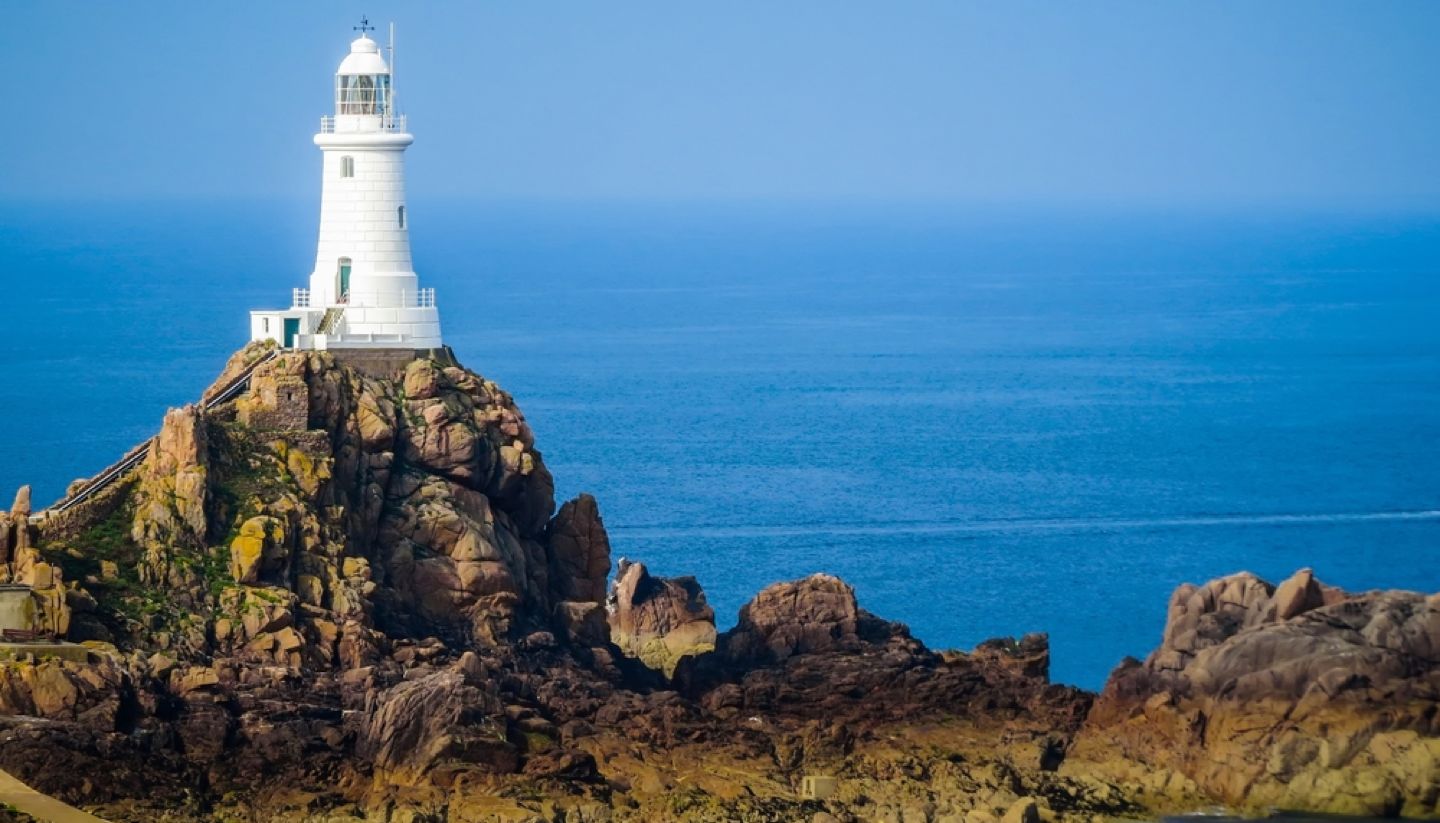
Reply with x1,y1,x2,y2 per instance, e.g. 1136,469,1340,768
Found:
283,317,300,348
339,263,351,299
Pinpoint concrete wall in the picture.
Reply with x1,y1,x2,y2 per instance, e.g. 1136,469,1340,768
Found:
0,587,34,633
250,310,320,346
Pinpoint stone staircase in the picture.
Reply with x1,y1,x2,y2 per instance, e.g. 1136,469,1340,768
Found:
317,307,345,335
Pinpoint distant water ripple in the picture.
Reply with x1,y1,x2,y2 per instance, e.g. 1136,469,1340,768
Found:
610,509,1440,539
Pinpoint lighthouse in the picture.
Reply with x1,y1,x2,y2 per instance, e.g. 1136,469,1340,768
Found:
250,21,443,354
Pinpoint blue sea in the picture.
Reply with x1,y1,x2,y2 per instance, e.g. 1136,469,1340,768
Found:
1,200,1437,688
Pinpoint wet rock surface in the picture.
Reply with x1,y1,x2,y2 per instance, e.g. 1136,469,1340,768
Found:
0,344,1433,821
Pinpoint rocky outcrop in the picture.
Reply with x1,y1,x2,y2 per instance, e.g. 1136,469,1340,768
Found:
357,654,515,780
545,494,612,648
607,558,715,676
0,487,34,577
0,652,123,723
720,573,869,664
1072,569,1440,817
546,495,610,604
678,574,1092,743
0,485,71,636
3,345,1437,822
129,405,212,601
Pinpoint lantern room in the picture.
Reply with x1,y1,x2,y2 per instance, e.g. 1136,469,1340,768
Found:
336,35,392,116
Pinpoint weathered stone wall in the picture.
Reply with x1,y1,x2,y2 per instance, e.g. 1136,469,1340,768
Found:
0,586,34,632
237,354,310,432
328,346,457,380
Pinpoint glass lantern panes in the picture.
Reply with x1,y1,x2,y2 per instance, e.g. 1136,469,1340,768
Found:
336,74,391,115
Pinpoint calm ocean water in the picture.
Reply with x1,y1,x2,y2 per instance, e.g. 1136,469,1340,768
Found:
1,200,1436,688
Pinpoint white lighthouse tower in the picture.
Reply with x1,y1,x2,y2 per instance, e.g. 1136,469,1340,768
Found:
250,21,443,354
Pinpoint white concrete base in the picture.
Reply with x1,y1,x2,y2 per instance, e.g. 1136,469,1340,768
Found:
250,305,441,350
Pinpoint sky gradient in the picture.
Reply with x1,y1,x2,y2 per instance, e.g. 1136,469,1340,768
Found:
3,1,1438,208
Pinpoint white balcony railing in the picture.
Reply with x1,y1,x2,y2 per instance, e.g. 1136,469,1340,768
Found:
291,287,435,309
319,114,408,134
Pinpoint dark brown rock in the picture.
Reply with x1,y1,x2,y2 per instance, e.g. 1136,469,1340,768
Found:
357,664,515,778
720,573,865,664
545,494,611,604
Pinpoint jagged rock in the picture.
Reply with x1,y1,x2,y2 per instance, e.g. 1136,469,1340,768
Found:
1074,569,1440,817
721,573,864,664
10,486,31,518
0,654,124,725
228,516,286,584
397,359,555,538
556,600,609,647
130,405,211,591
357,664,515,779
970,634,1052,681
3,485,33,557
607,558,715,676
546,494,611,604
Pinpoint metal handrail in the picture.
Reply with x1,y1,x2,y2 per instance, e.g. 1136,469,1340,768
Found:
308,289,435,309
319,114,407,134
37,349,281,519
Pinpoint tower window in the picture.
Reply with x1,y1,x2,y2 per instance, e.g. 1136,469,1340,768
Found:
341,156,354,178
398,206,406,228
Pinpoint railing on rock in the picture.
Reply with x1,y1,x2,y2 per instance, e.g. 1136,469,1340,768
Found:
36,348,282,521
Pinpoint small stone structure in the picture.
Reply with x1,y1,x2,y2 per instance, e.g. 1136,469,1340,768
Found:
801,775,838,801
0,585,34,634
239,355,311,431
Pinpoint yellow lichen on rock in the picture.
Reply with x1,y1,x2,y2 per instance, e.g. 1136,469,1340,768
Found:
228,516,285,584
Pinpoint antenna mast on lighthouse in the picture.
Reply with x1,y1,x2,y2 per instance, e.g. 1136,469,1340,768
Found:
389,22,397,119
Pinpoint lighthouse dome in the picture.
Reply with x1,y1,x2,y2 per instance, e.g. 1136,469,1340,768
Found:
337,35,389,76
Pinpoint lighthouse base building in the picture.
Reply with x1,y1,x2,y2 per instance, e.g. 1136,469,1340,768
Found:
250,27,443,356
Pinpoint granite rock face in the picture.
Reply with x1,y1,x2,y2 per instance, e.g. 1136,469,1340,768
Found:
720,573,865,664
1073,569,1440,817
113,345,582,660
606,558,715,676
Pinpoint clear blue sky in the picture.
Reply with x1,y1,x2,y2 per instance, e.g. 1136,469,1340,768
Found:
3,1,1438,208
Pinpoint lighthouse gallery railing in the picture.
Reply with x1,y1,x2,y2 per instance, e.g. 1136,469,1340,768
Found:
292,287,434,309
319,114,407,133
